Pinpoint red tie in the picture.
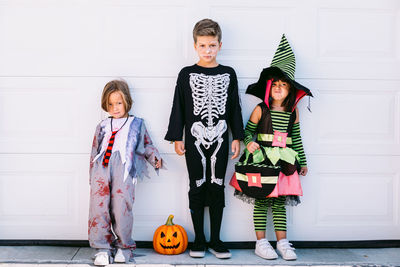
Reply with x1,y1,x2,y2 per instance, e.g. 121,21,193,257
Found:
102,116,130,167
102,130,117,167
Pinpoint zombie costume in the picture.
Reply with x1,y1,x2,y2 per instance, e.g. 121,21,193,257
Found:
229,34,312,232
165,64,244,245
89,115,161,250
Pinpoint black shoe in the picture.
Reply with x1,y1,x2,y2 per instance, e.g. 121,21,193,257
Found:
208,240,231,259
189,241,206,258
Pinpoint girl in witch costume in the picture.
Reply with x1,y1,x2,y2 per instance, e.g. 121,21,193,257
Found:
89,80,162,266
230,35,312,261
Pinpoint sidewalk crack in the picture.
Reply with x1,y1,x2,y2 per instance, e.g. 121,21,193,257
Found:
70,247,80,261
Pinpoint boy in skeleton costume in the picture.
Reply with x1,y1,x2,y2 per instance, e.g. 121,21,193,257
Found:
165,19,244,259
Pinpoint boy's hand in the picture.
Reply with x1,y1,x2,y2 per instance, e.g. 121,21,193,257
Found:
299,166,308,176
231,140,240,159
174,141,186,155
155,157,162,169
246,141,260,154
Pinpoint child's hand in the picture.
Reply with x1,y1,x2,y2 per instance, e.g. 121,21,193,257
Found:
246,141,260,154
174,141,186,155
155,157,162,169
231,140,240,159
299,166,308,176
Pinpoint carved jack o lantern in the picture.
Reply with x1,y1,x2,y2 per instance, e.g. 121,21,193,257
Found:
153,215,188,255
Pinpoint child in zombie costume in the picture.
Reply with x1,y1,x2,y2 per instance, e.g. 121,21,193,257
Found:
230,34,312,261
89,80,162,266
165,19,244,259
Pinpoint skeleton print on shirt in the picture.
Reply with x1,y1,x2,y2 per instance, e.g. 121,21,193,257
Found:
189,73,230,187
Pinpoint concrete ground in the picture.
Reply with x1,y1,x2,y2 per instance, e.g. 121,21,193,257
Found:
0,246,400,267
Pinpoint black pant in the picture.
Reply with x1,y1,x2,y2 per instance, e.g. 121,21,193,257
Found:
185,136,229,244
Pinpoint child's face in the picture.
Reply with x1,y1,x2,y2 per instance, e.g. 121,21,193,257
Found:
271,80,290,102
107,91,127,119
194,35,221,66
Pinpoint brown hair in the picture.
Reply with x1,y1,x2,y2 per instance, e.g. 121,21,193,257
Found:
101,80,133,113
193,18,222,43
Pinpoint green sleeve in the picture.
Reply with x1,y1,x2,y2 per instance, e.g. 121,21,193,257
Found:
291,122,307,167
244,121,257,146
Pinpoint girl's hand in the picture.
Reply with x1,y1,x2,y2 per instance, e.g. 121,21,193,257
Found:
246,141,260,154
174,141,186,155
155,158,162,169
299,166,308,176
231,140,240,159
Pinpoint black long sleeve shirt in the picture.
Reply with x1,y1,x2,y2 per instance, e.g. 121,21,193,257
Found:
165,64,244,142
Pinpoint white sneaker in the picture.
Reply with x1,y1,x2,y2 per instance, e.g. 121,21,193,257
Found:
114,248,126,263
255,238,278,260
94,251,110,266
276,239,297,260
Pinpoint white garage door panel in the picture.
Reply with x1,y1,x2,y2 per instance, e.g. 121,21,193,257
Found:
299,79,400,156
312,7,399,80
0,77,101,154
0,3,99,76
97,3,189,77
291,155,400,240
0,154,89,239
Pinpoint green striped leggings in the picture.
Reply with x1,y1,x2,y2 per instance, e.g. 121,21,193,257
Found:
253,196,287,232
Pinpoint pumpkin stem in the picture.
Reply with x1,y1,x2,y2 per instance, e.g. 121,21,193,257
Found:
165,215,174,226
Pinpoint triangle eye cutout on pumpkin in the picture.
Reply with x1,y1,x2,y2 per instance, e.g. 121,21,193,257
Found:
161,232,165,238
173,232,177,238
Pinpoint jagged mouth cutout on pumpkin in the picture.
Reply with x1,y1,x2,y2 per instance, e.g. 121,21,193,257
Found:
159,232,180,249
160,242,180,249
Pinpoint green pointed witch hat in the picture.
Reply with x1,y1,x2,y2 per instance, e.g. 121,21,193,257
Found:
246,34,312,110
270,34,296,80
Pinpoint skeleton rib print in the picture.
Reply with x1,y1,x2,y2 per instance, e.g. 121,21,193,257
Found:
190,73,229,127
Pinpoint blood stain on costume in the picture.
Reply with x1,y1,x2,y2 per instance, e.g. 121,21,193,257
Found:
123,206,128,215
92,135,97,148
95,179,110,196
88,218,98,234
116,189,123,194
105,234,114,244
144,132,150,145
99,202,104,207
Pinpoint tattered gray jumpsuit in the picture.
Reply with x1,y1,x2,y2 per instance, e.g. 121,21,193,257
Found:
88,116,160,250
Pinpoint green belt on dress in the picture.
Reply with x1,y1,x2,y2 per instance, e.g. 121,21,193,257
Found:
257,133,292,145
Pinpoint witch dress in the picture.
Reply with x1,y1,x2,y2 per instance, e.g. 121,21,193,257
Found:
230,102,305,205
230,34,312,206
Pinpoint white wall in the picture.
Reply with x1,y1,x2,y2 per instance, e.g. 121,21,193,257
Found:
0,0,399,241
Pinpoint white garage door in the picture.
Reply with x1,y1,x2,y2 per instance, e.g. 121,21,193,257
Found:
0,0,399,242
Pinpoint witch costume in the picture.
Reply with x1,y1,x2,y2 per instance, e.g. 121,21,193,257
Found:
229,34,312,232
89,115,161,250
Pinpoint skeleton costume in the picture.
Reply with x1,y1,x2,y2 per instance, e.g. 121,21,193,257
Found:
89,116,161,251
165,64,244,246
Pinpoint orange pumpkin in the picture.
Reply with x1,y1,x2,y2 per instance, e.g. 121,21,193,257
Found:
153,215,188,255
